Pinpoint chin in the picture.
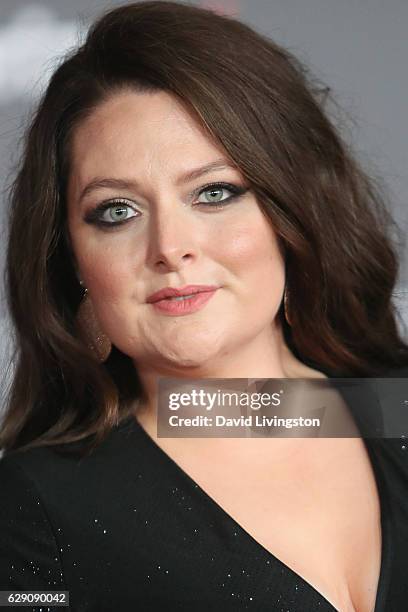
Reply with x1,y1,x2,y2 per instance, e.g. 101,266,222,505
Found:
162,349,217,371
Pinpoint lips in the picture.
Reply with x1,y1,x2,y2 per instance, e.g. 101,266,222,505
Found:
146,284,219,303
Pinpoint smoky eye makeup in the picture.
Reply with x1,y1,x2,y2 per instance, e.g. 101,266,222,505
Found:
83,198,139,227
82,181,250,229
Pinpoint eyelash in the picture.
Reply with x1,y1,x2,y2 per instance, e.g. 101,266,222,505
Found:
83,182,248,228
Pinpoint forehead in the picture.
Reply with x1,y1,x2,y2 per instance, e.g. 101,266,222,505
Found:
68,90,223,182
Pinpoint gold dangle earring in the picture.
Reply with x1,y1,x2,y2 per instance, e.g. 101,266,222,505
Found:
283,285,292,326
75,280,112,363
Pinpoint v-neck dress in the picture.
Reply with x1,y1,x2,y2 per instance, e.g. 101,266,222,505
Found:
0,365,407,611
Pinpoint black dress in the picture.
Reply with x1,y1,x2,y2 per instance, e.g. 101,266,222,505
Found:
0,366,407,612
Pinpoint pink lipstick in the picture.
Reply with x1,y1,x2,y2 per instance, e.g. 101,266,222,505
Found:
146,285,219,316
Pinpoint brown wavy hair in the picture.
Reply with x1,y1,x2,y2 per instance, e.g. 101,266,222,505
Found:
1,0,407,458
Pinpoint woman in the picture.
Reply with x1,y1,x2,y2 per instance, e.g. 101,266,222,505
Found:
0,1,407,611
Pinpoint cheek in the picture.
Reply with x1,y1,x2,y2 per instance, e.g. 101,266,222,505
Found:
79,254,137,343
71,232,136,301
216,216,285,287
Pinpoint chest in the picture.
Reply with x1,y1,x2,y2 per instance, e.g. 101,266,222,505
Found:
151,435,382,612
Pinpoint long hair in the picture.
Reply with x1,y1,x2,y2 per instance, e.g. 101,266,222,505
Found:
1,0,407,457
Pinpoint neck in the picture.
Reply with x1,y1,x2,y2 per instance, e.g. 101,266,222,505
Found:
132,322,327,425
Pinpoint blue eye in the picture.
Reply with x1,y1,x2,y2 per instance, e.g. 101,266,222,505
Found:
83,182,248,228
103,201,138,223
84,199,139,227
196,182,247,207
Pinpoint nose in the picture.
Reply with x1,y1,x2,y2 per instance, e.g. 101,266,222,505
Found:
147,201,197,272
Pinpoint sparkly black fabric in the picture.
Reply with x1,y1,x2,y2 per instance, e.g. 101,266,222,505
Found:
0,366,407,611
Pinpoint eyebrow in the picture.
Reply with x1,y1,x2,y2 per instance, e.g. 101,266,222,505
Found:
78,158,237,204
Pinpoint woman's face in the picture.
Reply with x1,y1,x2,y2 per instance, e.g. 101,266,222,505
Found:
66,90,286,373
